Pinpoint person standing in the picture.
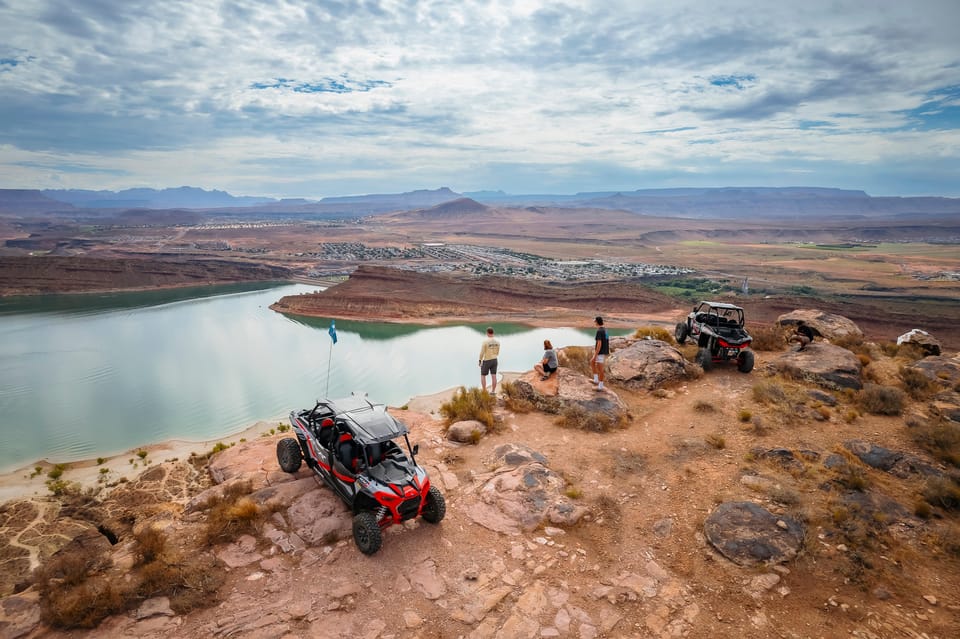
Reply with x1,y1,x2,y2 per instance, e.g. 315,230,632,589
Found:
479,327,501,394
591,316,609,391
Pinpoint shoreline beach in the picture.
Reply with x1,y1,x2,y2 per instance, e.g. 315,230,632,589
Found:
0,382,486,504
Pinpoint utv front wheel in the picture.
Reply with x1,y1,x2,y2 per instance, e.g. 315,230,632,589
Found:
353,511,383,555
738,349,755,373
276,438,302,473
421,486,446,524
674,322,689,344
695,348,713,371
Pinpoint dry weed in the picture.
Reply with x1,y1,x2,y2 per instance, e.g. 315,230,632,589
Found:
556,405,627,433
440,386,500,431
633,326,673,342
856,383,905,416
749,325,789,351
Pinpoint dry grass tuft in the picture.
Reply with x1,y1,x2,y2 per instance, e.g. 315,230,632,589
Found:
749,325,789,351
440,386,500,431
556,405,627,433
633,326,673,342
752,379,789,405
558,346,594,377
922,476,960,511
693,400,715,413
500,381,535,413
910,419,960,467
899,366,938,400
134,526,168,566
202,480,265,546
705,433,726,449
856,383,905,416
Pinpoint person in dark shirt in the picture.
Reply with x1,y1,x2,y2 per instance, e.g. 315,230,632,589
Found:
789,320,815,351
591,316,610,391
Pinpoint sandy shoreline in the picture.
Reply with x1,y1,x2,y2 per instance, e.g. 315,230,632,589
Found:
0,383,483,504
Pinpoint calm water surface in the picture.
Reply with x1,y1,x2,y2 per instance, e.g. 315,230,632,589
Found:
0,283,606,472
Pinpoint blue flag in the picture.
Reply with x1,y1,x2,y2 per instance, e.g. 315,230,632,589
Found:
328,320,337,344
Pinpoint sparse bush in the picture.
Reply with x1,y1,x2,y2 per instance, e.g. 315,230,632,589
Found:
914,500,932,519
136,450,148,460
910,420,960,467
900,366,937,400
752,380,787,405
693,400,715,413
501,380,535,413
815,405,832,420
440,386,499,431
202,480,265,545
633,326,673,342
558,345,593,376
610,451,646,476
210,442,229,455
878,341,900,357
134,527,168,566
47,464,67,480
565,486,583,499
922,476,960,511
705,433,726,449
738,408,753,422
832,333,865,350
745,415,769,435
35,543,126,629
555,405,627,433
749,325,788,351
96,457,106,465
843,408,860,423
933,523,960,558
834,464,870,492
856,353,872,368
857,383,905,416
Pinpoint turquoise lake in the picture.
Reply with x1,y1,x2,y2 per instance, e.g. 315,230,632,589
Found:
0,283,607,472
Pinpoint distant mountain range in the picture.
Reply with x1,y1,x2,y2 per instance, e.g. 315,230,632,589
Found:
0,185,957,220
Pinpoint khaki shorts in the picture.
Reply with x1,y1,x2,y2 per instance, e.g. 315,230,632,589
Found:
595,354,606,364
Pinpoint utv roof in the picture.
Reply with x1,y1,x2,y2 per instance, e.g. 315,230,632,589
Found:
323,394,409,444
696,301,744,311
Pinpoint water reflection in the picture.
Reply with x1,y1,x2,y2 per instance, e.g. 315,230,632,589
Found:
0,284,616,472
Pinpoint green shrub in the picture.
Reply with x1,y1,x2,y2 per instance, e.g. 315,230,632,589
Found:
857,383,905,416
440,386,499,430
47,464,67,480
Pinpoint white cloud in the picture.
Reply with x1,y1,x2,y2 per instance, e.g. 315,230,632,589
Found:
0,0,958,196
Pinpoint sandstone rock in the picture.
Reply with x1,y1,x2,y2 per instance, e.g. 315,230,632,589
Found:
704,501,804,566
510,369,629,422
605,339,693,390
930,390,960,424
844,440,943,478
896,329,941,356
768,342,863,390
447,419,487,443
777,309,863,342
0,589,40,639
134,596,174,620
908,354,960,389
466,444,587,534
208,436,297,488
285,488,352,546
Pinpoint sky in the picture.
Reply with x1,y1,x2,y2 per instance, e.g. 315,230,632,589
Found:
1,0,959,199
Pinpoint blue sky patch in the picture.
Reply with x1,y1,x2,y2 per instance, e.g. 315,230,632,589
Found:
251,75,392,94
898,84,960,131
709,74,756,90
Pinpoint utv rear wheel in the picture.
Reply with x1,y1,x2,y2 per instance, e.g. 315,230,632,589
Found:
674,322,689,344
276,438,302,473
695,348,713,371
738,349,755,373
353,511,383,555
421,486,446,524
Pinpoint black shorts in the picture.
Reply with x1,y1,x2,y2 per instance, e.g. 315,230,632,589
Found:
543,363,557,373
481,358,498,375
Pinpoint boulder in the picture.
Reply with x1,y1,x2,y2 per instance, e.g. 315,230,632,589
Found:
606,339,693,390
843,440,943,479
897,329,942,357
908,354,960,389
704,501,804,566
509,369,629,421
446,420,487,443
464,444,588,534
768,342,863,390
777,310,863,342
930,390,960,424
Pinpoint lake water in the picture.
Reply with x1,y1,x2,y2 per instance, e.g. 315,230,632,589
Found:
0,283,607,472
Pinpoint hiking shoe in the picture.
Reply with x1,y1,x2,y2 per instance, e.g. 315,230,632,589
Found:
540,375,550,381
594,386,604,392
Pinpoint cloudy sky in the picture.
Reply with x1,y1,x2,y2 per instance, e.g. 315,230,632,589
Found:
1,0,958,198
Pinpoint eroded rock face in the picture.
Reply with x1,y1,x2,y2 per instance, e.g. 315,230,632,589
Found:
931,390,960,424
768,342,863,390
510,369,629,421
908,354,960,389
704,501,804,566
896,329,942,357
777,309,863,342
606,339,693,390
464,444,588,534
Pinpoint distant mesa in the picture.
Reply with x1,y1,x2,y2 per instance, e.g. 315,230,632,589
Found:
416,197,488,216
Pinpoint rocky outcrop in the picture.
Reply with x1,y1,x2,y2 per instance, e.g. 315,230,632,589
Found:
777,309,863,342
704,501,804,566
462,443,588,534
843,440,943,479
930,391,960,424
908,354,960,388
768,342,863,390
606,338,694,390
897,329,942,357
509,369,629,421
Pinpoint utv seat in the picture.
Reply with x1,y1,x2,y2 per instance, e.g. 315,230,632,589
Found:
313,418,336,448
336,432,360,474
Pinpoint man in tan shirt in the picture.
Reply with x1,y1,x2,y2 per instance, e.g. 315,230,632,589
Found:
478,327,501,394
